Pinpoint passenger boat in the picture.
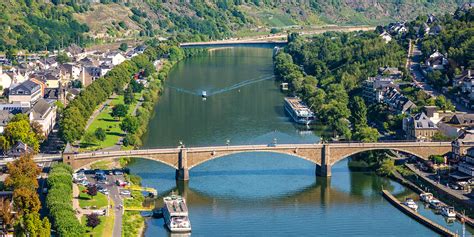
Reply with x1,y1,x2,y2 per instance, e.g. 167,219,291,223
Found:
441,206,456,218
419,193,433,203
284,97,315,125
201,91,207,97
162,194,192,232
402,198,418,211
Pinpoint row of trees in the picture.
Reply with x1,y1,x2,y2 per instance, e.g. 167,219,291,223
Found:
59,44,170,143
0,154,51,236
46,163,85,236
274,32,406,140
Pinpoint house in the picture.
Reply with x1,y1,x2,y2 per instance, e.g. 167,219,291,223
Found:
65,44,85,59
383,87,416,114
403,112,439,141
460,2,474,11
362,76,395,103
453,69,474,99
28,99,57,136
104,51,126,66
6,141,33,157
379,32,392,43
452,129,474,159
8,80,42,107
457,147,474,177
429,25,443,36
0,111,13,134
425,51,448,70
378,66,402,79
427,14,438,24
0,66,12,90
60,63,81,81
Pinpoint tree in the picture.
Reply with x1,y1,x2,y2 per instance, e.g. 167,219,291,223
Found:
5,154,40,191
86,213,101,229
56,52,70,64
12,187,41,215
87,186,98,198
15,212,50,237
119,43,128,52
124,87,135,105
111,104,128,120
432,131,452,141
123,134,137,147
94,128,106,141
351,96,368,129
435,95,455,111
82,132,97,146
0,198,14,232
130,79,144,93
0,136,11,155
377,159,395,176
354,126,379,142
430,155,445,165
120,116,140,134
3,114,41,152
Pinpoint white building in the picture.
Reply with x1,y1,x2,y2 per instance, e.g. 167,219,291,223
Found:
28,99,57,136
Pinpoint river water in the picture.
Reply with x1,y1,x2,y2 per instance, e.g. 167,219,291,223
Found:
130,47,473,236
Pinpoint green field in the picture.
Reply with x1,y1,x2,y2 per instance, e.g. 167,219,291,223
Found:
79,93,140,151
257,11,296,27
78,186,109,209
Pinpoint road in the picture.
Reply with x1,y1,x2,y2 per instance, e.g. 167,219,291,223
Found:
108,173,123,237
408,40,472,113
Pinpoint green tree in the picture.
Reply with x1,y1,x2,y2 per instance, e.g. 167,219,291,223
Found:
120,116,140,134
82,132,97,146
124,87,135,105
56,52,70,64
377,159,395,176
119,43,128,52
435,95,455,111
430,155,445,164
94,128,106,141
111,104,128,120
3,116,40,152
351,96,368,129
354,126,379,142
15,212,50,237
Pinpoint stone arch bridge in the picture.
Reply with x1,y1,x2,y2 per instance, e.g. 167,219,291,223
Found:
63,142,452,181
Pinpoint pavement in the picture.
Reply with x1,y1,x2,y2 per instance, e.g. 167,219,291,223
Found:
408,41,473,113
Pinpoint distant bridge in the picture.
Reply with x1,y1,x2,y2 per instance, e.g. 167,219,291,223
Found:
179,40,287,48
63,141,452,181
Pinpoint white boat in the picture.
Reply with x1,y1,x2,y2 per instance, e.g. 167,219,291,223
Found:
201,91,207,97
402,198,418,211
162,194,192,233
441,206,456,218
284,97,315,125
428,198,443,210
420,193,433,203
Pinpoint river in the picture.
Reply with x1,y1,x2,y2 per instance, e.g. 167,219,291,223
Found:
129,47,473,236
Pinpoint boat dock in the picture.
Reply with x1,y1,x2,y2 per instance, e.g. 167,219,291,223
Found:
382,190,458,237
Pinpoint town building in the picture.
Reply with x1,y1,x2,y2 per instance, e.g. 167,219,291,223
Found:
403,112,439,141
362,76,395,103
28,99,57,136
458,147,474,177
425,51,449,71
379,32,393,43
8,80,42,107
383,87,416,114
0,110,13,134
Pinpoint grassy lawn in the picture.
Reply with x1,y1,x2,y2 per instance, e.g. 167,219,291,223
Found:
123,190,144,209
122,211,144,237
78,186,109,209
82,215,107,237
90,160,112,170
79,92,141,151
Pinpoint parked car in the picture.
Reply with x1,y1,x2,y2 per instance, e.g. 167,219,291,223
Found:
120,190,131,196
114,170,124,176
448,183,461,190
468,179,474,185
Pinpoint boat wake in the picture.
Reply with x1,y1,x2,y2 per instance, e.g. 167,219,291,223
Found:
166,74,275,97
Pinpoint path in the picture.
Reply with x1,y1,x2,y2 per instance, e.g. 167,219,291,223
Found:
108,175,123,237
85,94,117,130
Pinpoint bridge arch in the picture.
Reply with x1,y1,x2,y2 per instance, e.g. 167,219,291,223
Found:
73,155,178,172
329,147,445,166
188,150,320,170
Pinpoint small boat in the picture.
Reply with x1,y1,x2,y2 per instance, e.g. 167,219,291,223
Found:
429,198,443,210
420,193,433,203
201,91,207,97
441,206,456,218
402,198,418,211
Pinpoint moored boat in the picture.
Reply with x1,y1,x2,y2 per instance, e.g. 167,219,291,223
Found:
284,97,315,125
202,91,207,97
162,194,192,232
428,198,443,210
420,192,433,203
441,206,456,218
402,198,418,211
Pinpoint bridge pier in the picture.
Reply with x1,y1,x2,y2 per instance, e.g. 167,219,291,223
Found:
176,147,189,181
316,144,332,177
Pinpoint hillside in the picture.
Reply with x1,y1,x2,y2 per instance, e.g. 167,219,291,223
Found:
0,0,467,51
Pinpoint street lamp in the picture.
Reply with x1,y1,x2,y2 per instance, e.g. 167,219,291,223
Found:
226,139,230,147
179,140,183,148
